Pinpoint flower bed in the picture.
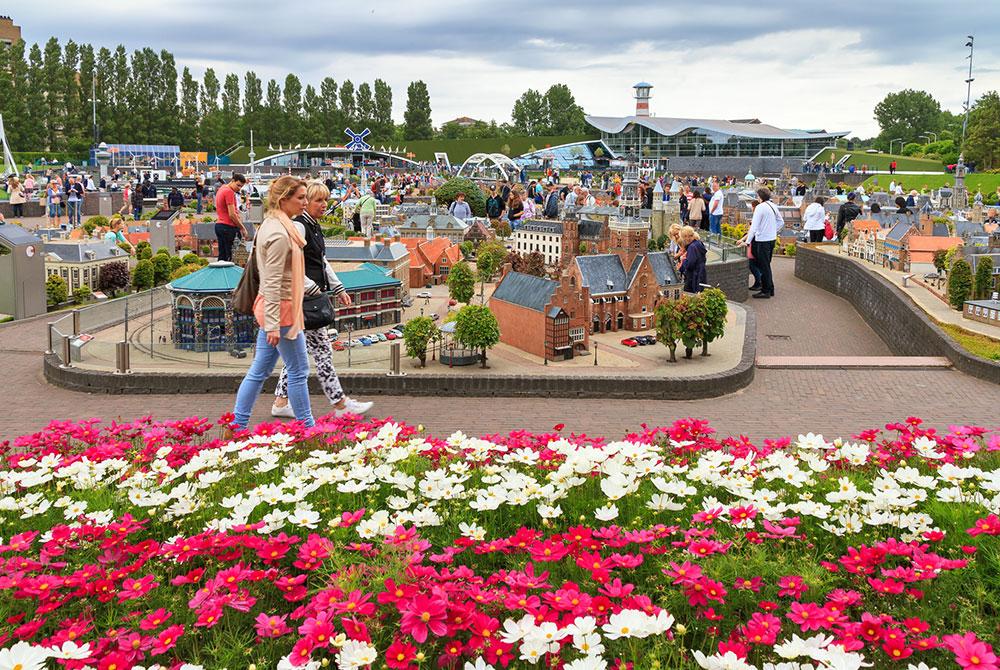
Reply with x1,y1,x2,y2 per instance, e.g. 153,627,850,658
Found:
0,416,998,670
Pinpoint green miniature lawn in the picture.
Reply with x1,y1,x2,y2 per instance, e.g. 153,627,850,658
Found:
812,148,943,172
938,322,1000,360
861,172,1000,196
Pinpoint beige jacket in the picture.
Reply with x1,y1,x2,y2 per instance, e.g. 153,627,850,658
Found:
255,215,299,332
8,185,26,205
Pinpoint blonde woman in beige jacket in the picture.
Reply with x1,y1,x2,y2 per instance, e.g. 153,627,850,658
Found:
232,176,315,431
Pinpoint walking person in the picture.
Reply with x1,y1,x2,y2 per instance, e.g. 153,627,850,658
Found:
679,188,689,224
7,177,25,217
708,181,724,235
214,173,249,262
356,190,378,238
232,176,315,432
803,196,827,243
835,192,862,240
195,177,205,214
271,181,373,419
47,178,63,229
742,187,781,299
688,187,706,231
679,225,708,293
130,183,144,221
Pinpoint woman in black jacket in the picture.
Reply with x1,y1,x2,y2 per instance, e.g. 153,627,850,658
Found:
679,225,708,293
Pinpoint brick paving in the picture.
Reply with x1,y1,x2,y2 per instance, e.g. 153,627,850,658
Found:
2,258,997,444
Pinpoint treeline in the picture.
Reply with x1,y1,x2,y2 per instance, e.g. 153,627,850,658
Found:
0,37,434,153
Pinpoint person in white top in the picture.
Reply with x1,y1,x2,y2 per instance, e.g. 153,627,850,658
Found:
803,196,827,243
889,180,896,193
708,182,724,235
741,187,782,299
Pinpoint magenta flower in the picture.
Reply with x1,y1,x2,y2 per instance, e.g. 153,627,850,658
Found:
399,594,448,643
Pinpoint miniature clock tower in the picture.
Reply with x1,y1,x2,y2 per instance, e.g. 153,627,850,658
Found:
610,154,648,270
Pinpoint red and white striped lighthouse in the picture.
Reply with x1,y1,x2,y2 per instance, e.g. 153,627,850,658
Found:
633,82,653,117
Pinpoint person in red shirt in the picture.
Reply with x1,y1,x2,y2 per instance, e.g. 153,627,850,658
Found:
214,173,248,261
889,160,897,175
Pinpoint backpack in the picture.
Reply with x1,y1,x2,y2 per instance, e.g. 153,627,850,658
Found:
543,192,559,218
232,246,259,315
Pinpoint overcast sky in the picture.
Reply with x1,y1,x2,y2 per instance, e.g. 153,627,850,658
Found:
14,0,1000,138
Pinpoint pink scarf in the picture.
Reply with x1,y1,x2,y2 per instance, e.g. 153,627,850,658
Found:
274,210,307,339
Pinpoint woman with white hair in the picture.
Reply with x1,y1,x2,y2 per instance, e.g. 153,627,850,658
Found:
578,187,595,207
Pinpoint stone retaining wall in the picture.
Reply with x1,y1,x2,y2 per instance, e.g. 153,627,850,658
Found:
707,256,750,302
43,308,757,399
1,193,126,219
794,245,1000,384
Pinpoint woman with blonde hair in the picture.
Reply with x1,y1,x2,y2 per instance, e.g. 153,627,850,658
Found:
678,225,708,293
8,177,26,217
271,181,372,419
232,175,315,431
103,215,135,255
667,223,683,260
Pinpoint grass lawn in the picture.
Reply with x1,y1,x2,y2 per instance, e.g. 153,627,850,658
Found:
812,148,944,172
860,172,1000,196
938,321,1000,360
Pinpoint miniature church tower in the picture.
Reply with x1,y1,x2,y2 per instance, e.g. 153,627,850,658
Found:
953,156,969,211
609,155,647,270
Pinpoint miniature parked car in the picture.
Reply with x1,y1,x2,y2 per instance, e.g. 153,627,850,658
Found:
375,333,387,342
448,298,457,306
348,339,363,347
360,337,373,346
229,349,247,358
332,341,346,351
418,291,432,298
430,313,440,321
620,338,638,347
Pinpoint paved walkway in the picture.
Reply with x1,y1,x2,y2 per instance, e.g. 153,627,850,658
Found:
2,260,998,443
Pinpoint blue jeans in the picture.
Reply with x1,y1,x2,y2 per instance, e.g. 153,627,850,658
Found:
709,214,722,235
67,200,81,227
196,193,203,214
233,326,314,430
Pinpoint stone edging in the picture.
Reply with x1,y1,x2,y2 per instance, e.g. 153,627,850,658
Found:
43,308,757,400
794,245,1000,385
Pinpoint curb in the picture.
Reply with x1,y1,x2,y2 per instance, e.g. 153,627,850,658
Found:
43,308,757,400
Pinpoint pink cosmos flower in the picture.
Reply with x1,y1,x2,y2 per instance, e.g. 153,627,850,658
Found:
151,624,183,655
255,612,291,638
944,632,999,670
967,514,1000,536
139,608,172,631
777,575,808,599
788,602,826,631
117,575,157,601
399,594,448,643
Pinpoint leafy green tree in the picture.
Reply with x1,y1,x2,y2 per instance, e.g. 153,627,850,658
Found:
46,275,68,306
157,49,179,145
459,241,474,259
302,85,323,145
42,37,64,150
178,67,200,148
320,78,341,138
873,89,941,150
356,82,374,129
522,251,547,278
403,80,433,140
544,84,586,135
964,91,1000,169
932,249,948,273
947,259,973,310
263,79,283,145
283,74,303,141
511,89,548,134
23,43,46,148
61,40,84,150
432,177,486,216
200,68,223,150
402,316,440,367
243,71,264,142
132,259,155,290
655,298,685,363
339,80,356,127
700,288,728,356
152,253,172,285
475,240,507,284
72,285,92,304
221,73,242,148
454,304,500,368
447,260,476,304
373,79,393,139
974,256,994,299
98,261,130,297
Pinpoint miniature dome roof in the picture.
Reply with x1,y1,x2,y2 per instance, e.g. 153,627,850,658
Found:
168,261,244,293
744,169,756,180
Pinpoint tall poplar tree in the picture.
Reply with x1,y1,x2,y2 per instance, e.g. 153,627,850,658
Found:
282,74,302,143
221,73,241,148
339,80,355,127
356,82,374,131
178,67,200,148
42,38,65,149
373,79,393,140
403,80,433,140
263,79,282,145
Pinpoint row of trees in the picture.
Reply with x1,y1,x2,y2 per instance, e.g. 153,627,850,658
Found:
0,37,435,153
872,88,1000,168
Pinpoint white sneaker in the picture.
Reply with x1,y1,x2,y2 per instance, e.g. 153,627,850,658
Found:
270,402,296,418
334,397,373,418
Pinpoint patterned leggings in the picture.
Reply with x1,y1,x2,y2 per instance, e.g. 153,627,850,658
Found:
274,328,344,404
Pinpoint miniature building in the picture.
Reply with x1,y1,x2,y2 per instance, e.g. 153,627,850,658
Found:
907,236,963,272
0,223,46,319
393,212,469,243
491,271,589,360
463,219,494,249
44,241,130,293
401,236,462,288
962,298,1000,327
324,237,410,293
883,221,917,269
333,266,403,331
148,208,181,254
168,261,257,352
514,220,563,266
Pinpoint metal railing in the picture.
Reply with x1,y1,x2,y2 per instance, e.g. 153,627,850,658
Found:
702,232,744,262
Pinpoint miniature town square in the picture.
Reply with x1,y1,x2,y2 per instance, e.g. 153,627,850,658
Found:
1,5,1000,670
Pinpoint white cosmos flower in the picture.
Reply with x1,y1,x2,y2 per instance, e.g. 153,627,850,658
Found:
564,657,608,670
692,650,756,670
572,632,605,656
0,641,52,670
594,503,619,521
48,640,91,660
537,504,562,519
336,640,377,670
459,522,487,540
797,433,830,450
464,658,496,670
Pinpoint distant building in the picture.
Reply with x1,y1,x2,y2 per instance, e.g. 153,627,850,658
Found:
400,236,462,288
963,298,1000,327
511,218,611,268
44,241,130,293
334,266,403,331
0,16,21,46
168,261,257,352
324,237,410,293
445,116,480,128
392,213,469,244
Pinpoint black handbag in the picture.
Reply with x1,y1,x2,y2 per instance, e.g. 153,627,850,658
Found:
302,293,336,330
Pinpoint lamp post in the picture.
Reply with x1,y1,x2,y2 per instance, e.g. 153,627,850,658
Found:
923,132,938,144
962,36,975,147
889,138,904,154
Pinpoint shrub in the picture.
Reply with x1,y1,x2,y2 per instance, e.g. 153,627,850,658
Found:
169,265,195,281
974,256,994,299
200,245,212,255
655,298,685,362
446,260,475,304
132,259,154,290
932,249,948,272
83,215,108,235
459,241,474,259
155,247,170,256
182,253,201,265
700,287,728,356
947,259,973,309
784,243,797,257
475,240,506,284
135,240,151,256
98,261,130,297
454,304,500,368
169,255,184,271
402,316,440,367
45,275,68,306
152,254,171,285
431,177,487,217
72,285,92,304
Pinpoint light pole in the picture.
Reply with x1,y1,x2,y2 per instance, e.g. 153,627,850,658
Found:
923,132,938,144
889,138,904,154
962,36,975,147
90,78,99,145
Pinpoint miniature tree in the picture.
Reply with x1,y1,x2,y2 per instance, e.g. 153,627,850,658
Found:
459,241,474,259
402,316,440,368
492,220,512,240
678,293,708,359
132,259,155,291
932,249,948,273
503,250,524,273
447,260,475,304
522,251,546,278
454,304,500,369
152,253,172,286
974,256,994,299
170,265,195,281
655,297,684,363
98,260,130,297
475,240,507,284
431,177,487,217
45,275,68,306
72,285,92,305
135,241,152,259
947,259,973,310
699,288,728,356
579,241,589,255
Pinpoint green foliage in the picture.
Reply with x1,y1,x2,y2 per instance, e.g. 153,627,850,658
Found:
132,258,155,290
446,260,476,304
431,177,487,217
944,245,961,270
721,223,748,241
475,240,507,283
873,89,942,149
492,219,511,240
98,260,130,296
965,90,1000,170
155,247,170,256
700,288,728,354
454,304,500,368
72,285,92,305
521,250,547,278
655,298,685,362
403,80,433,140
151,253,171,285
182,253,201,265
135,241,152,260
784,243,797,257
45,275,68,306
402,316,440,367
901,142,923,156
83,216,108,235
169,255,184,271
947,259,973,310
656,290,728,359
974,256,994,299
170,265,195,281
459,241,474,259
938,322,1000,361
932,249,948,272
